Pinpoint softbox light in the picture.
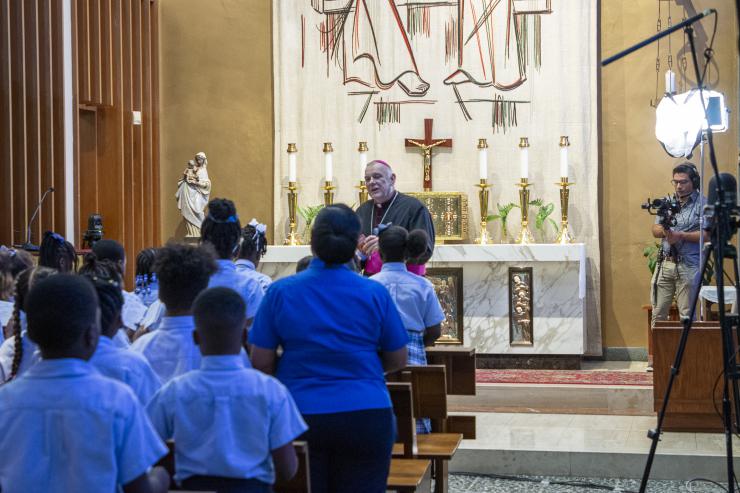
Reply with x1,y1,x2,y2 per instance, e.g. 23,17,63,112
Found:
655,89,729,158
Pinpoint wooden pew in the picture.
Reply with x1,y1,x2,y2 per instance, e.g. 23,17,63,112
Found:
389,373,462,493
387,459,432,493
424,347,477,439
386,382,434,493
274,441,311,493
425,346,476,395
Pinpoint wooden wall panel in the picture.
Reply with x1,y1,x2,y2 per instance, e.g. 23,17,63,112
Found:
150,1,160,245
73,0,161,284
1,0,160,287
1,0,69,247
38,0,54,236
23,0,40,245
51,0,65,234
9,1,27,246
0,1,13,246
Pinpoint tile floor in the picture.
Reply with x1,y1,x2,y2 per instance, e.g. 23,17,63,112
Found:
449,473,731,492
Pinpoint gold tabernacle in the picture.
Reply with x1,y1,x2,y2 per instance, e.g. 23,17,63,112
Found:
407,192,469,243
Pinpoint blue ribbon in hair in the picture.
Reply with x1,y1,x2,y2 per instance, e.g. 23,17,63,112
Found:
208,214,239,224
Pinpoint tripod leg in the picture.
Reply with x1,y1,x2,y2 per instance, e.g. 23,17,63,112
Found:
638,247,712,493
731,257,740,433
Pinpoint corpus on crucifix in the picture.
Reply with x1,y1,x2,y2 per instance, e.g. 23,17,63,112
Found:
404,118,453,191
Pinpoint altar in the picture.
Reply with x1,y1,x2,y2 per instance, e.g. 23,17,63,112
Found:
260,243,587,360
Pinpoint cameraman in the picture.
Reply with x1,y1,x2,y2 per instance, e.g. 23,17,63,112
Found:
650,163,707,344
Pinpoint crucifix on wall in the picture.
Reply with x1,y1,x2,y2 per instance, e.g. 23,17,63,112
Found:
404,118,452,191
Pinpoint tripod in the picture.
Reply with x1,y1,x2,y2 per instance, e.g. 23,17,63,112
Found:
604,8,740,492
639,200,740,492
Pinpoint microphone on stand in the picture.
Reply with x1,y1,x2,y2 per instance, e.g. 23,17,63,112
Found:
17,187,55,252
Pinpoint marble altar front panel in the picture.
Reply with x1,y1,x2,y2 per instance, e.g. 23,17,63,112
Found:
259,244,587,355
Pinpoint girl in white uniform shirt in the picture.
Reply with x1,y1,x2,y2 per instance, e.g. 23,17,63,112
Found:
0,247,33,340
200,199,264,324
92,239,148,342
235,219,272,293
0,266,57,382
79,255,162,405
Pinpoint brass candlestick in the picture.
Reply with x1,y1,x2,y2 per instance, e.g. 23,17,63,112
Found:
284,181,302,245
284,143,302,245
323,181,335,206
356,181,369,204
515,178,535,244
474,179,492,244
555,178,575,244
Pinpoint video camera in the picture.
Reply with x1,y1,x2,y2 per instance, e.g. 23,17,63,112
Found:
641,195,680,229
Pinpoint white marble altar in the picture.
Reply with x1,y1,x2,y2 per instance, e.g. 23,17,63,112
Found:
260,243,587,356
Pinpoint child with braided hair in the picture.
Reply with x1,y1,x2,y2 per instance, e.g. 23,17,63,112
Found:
235,218,272,293
0,266,58,382
0,247,33,340
38,231,77,272
79,254,162,405
92,240,148,341
201,199,264,324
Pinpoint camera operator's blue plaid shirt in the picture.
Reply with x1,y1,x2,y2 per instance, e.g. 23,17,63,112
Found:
655,190,706,267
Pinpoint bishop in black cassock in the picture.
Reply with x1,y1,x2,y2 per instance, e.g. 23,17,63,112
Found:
356,160,435,274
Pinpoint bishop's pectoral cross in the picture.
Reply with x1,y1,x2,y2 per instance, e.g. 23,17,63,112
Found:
404,118,453,191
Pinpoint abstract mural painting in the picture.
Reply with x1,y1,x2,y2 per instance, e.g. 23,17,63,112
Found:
305,0,552,131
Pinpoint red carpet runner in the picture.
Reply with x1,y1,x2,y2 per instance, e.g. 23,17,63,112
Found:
476,369,653,386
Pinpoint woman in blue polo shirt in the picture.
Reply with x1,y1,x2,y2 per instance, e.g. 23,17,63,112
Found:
250,204,408,493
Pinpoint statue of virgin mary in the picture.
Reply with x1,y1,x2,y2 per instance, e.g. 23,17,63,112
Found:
176,151,211,237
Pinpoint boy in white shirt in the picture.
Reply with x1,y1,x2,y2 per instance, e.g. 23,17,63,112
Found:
147,287,307,492
0,274,169,493
131,242,218,384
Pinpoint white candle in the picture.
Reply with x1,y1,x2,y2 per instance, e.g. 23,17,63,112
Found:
559,146,568,179
325,150,333,182
478,146,488,180
288,150,297,182
520,147,528,179
359,151,368,179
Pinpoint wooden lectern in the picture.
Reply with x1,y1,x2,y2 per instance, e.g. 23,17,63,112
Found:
653,320,735,432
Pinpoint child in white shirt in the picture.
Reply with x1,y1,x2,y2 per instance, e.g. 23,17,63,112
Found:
131,242,218,384
0,274,169,492
147,286,307,492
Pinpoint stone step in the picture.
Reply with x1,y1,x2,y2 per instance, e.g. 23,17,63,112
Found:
450,383,654,415
450,412,740,482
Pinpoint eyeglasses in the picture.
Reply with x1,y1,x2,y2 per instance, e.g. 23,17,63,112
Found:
671,179,690,186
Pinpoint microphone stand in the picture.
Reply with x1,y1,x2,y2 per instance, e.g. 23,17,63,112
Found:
604,9,739,493
17,187,54,252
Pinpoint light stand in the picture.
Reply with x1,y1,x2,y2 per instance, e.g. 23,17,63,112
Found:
604,10,740,493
